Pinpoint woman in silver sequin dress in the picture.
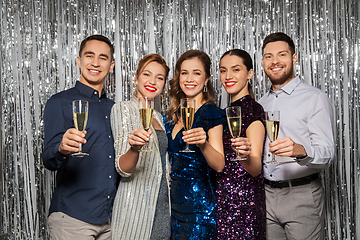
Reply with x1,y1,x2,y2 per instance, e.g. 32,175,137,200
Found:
110,54,171,240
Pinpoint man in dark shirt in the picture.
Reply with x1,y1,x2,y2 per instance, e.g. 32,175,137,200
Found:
43,35,118,239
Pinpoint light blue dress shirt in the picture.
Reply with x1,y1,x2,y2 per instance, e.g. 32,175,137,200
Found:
258,76,335,181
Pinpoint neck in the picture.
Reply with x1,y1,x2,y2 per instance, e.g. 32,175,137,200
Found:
231,88,249,103
271,75,295,93
187,93,205,111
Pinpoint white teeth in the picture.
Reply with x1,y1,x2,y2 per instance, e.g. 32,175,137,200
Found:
89,69,100,73
225,82,235,87
145,86,156,91
272,68,282,71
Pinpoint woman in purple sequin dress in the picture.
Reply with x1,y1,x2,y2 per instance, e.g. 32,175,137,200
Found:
216,49,266,239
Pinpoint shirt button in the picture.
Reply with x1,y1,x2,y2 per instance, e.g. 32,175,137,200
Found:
105,116,108,118
99,100,101,102
109,155,112,158
107,196,110,199
270,174,272,177
268,154,271,157
276,95,278,98
109,135,111,138
94,91,98,95
109,175,112,179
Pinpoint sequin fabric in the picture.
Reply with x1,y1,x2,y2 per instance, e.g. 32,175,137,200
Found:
216,95,266,239
165,103,226,240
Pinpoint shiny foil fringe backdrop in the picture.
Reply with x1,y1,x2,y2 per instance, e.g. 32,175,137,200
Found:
0,0,359,239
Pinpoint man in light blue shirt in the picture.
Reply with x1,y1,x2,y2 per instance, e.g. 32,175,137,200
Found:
258,32,334,239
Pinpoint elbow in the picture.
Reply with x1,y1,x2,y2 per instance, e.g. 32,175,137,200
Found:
215,159,225,173
249,170,261,177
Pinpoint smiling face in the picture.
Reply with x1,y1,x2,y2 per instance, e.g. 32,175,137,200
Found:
179,57,209,104
219,55,253,102
135,61,166,100
77,39,115,92
262,41,297,91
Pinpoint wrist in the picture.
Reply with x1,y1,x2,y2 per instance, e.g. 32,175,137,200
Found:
295,143,307,158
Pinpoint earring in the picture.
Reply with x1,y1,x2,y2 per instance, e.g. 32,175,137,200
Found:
203,83,208,92
248,79,252,85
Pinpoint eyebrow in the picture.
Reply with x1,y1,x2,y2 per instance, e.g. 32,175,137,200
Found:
264,50,290,56
220,64,241,68
83,51,109,59
143,70,165,77
181,68,202,72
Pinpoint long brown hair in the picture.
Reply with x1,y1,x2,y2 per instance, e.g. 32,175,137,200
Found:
133,54,170,96
220,49,255,99
167,49,215,123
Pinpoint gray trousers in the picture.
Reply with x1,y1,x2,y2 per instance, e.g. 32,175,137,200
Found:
48,212,111,240
265,178,324,240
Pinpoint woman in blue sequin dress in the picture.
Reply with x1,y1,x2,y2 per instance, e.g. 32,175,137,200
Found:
216,49,266,239
165,50,226,240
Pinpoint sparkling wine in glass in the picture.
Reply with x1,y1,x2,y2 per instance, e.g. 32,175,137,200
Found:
72,100,89,157
180,98,195,153
265,111,280,164
226,106,246,161
139,97,154,152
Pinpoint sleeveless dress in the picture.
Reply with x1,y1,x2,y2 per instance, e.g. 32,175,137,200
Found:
165,103,226,240
216,95,266,239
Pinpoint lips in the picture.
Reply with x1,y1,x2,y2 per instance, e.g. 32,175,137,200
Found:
225,81,236,87
270,66,283,72
89,69,101,74
145,85,157,92
184,84,196,90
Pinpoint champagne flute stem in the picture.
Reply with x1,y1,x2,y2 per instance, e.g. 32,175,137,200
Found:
79,143,82,153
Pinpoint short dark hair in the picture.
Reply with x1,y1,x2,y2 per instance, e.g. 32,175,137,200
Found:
262,32,295,56
79,35,114,61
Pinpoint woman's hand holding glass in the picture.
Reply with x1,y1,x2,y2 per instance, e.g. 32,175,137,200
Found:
230,137,251,160
128,128,153,152
182,127,207,148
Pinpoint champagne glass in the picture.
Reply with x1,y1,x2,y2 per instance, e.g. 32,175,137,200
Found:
72,100,89,157
226,106,246,161
265,111,280,164
180,98,196,153
139,97,154,152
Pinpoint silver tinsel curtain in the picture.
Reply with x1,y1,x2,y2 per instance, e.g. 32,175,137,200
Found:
0,0,359,239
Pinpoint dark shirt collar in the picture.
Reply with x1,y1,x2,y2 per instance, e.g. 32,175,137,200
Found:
75,81,107,99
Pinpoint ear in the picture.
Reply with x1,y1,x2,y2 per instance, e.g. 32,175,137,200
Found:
247,69,254,80
205,76,210,86
109,60,115,73
76,56,81,68
292,53,298,65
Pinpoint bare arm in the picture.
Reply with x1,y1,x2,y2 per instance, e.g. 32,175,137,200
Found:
182,125,225,172
232,120,265,177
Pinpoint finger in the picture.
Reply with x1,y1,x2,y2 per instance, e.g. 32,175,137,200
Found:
128,135,147,146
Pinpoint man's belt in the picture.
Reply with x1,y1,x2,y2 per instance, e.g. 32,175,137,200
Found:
264,173,319,189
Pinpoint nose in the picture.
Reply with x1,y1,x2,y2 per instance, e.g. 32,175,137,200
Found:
92,57,100,67
149,76,156,85
272,55,280,64
225,71,232,80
